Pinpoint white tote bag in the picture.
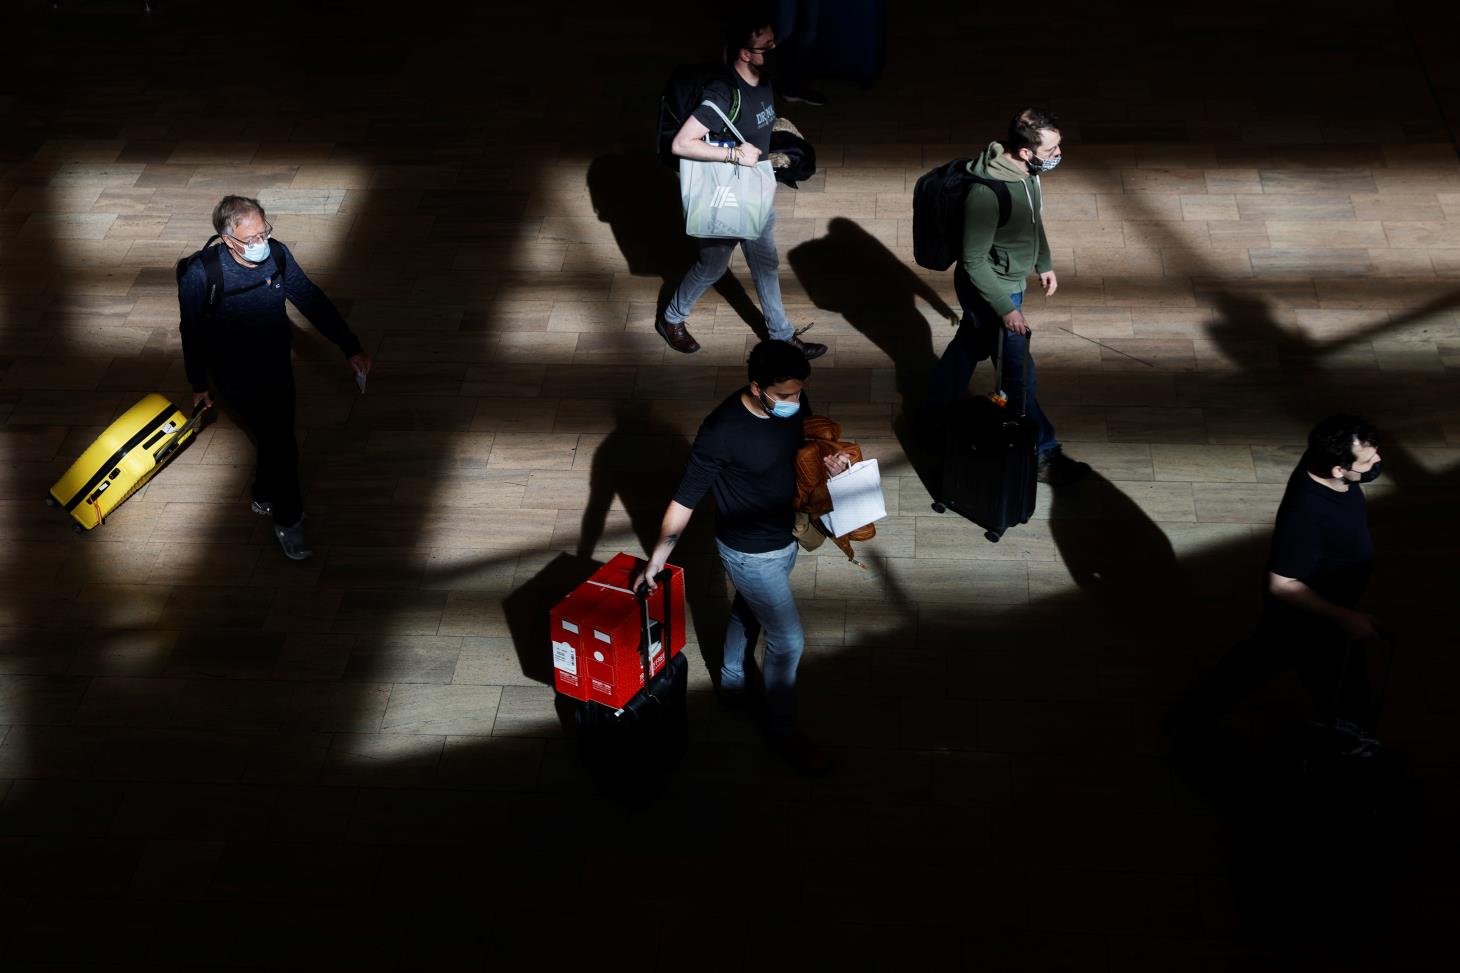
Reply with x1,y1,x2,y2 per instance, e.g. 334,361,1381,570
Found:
679,100,777,241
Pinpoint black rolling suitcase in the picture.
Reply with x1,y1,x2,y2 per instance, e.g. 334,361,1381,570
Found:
573,573,688,800
931,329,1038,542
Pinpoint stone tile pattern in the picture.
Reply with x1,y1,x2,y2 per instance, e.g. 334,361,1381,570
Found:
0,1,1457,968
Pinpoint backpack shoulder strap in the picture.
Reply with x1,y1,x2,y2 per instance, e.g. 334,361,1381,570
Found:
199,235,225,314
728,86,740,124
270,240,289,284
967,175,1013,228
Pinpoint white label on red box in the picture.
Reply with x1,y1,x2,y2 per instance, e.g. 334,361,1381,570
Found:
551,640,578,676
593,630,612,643
561,620,579,634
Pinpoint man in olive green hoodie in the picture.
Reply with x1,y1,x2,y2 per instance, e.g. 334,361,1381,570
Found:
925,108,1089,485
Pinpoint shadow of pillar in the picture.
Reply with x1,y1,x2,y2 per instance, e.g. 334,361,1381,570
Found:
1085,61,1460,947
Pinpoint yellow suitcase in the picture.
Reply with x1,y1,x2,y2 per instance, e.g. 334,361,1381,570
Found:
48,393,207,532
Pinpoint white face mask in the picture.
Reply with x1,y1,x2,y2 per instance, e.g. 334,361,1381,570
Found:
239,239,272,263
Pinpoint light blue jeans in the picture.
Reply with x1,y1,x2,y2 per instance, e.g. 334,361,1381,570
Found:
665,208,793,341
715,538,804,734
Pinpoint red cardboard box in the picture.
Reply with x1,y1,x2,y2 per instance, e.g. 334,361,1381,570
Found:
550,553,686,710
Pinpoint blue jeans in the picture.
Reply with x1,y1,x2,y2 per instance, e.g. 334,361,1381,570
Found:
715,538,803,734
666,208,793,341
925,274,1058,456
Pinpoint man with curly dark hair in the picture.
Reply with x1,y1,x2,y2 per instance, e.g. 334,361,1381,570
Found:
1168,415,1384,749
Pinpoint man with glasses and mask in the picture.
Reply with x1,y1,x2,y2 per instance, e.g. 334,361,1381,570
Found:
179,194,371,560
1167,415,1385,751
924,107,1089,485
656,11,827,361
632,340,832,775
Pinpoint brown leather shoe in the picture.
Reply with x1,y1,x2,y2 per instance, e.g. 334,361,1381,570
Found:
787,336,827,360
655,315,700,354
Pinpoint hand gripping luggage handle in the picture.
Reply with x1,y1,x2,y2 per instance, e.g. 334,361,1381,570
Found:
634,570,674,690
152,402,211,464
993,326,1033,418
1334,626,1398,729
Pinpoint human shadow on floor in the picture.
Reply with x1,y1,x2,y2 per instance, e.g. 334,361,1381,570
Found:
586,152,765,337
788,216,958,495
501,403,730,694
1045,471,1180,605
576,402,731,681
788,216,954,404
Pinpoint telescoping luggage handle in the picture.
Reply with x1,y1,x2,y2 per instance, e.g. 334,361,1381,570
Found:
1335,627,1398,729
584,568,675,695
635,570,674,692
992,326,1033,418
153,402,212,464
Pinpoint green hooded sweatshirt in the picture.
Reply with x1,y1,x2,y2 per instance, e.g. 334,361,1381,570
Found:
961,141,1054,317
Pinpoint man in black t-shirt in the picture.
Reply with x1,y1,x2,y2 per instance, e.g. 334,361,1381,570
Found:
1170,416,1384,741
656,13,827,361
633,341,834,774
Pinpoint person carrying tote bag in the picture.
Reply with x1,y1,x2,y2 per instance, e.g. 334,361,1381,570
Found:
680,101,777,240
654,14,826,362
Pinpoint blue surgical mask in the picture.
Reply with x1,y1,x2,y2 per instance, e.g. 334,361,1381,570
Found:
759,390,800,419
241,240,272,263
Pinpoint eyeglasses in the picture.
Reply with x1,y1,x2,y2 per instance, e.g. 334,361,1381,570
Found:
747,41,777,54
226,222,273,247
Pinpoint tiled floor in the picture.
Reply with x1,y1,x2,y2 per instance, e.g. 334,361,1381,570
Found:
3,1,1460,969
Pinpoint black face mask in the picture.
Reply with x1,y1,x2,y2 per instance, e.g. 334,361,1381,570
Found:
1025,151,1062,174
752,49,779,81
1358,462,1383,484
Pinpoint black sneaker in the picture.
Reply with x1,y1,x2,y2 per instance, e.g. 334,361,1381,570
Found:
1332,719,1383,758
1037,446,1091,485
273,518,313,561
782,88,829,107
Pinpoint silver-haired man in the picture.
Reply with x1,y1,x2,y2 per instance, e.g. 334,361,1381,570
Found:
178,195,371,560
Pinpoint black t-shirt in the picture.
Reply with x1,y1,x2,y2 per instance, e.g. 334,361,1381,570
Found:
673,388,809,553
1265,459,1374,613
693,71,775,155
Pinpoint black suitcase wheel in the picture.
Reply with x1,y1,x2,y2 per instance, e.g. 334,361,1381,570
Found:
72,523,86,535
930,502,946,514
45,496,58,507
984,529,1002,543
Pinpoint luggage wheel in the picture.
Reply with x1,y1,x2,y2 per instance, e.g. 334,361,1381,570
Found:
930,502,946,514
72,523,87,535
984,530,1002,544
45,495,58,508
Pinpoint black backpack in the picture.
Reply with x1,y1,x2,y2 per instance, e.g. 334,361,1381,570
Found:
175,235,289,316
912,159,1012,271
657,63,741,171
